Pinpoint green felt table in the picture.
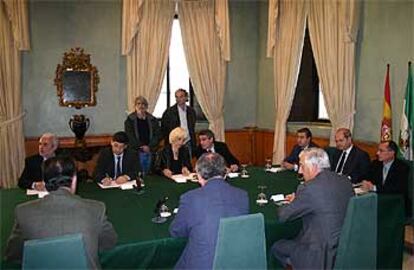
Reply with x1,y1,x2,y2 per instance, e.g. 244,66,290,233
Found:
0,167,404,269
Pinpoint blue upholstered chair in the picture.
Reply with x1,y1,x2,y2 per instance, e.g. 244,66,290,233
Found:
334,193,378,269
22,233,88,269
213,213,267,270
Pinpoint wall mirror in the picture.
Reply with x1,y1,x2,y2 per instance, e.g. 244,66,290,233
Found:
55,48,99,109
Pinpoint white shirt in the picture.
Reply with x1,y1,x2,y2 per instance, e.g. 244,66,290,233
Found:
178,105,190,144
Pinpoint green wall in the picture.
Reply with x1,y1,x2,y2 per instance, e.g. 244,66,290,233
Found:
22,0,414,143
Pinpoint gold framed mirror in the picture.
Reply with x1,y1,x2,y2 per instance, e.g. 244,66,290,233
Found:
54,48,99,109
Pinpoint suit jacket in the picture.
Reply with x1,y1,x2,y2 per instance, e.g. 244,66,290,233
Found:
274,170,354,269
155,144,193,174
124,112,162,152
169,178,249,269
331,145,371,183
18,154,44,189
161,104,196,150
5,187,117,269
194,141,240,166
94,147,140,182
367,159,410,215
284,142,318,165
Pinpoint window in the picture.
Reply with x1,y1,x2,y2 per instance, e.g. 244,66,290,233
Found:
153,18,206,121
288,28,329,122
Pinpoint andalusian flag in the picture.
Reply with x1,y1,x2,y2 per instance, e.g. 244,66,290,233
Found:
381,64,392,141
399,62,413,160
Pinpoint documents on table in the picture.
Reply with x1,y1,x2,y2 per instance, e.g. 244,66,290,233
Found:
98,180,137,190
266,167,285,173
171,173,198,183
227,172,239,178
270,194,285,202
26,189,49,198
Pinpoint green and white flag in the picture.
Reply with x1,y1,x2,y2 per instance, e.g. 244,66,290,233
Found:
399,62,413,160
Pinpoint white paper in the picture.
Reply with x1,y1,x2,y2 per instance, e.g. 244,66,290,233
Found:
26,189,49,198
98,180,137,190
270,194,285,202
171,173,197,183
267,167,285,173
354,187,368,195
227,172,239,178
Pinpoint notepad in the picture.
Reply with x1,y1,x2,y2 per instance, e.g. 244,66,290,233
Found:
98,180,137,190
270,194,285,202
171,173,197,183
267,167,285,173
26,189,49,198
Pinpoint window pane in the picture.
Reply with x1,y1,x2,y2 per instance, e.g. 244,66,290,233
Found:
153,72,167,118
169,20,190,104
318,85,329,120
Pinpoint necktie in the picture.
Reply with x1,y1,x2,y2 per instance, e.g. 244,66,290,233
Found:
336,151,347,174
115,156,122,178
382,165,388,185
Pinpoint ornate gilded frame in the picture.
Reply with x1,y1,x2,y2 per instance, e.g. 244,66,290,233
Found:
54,48,99,109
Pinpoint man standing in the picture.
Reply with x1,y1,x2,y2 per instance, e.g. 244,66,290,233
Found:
272,148,354,269
331,128,371,183
282,128,317,171
5,156,118,269
361,140,410,215
170,153,249,269
94,131,140,185
18,133,58,191
194,129,240,172
161,89,196,155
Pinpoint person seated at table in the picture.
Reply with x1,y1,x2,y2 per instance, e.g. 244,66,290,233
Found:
331,128,371,183
282,127,318,171
194,129,240,172
5,156,118,269
361,140,411,215
272,148,354,269
18,132,59,191
124,96,162,175
156,127,192,179
94,131,140,185
169,152,249,269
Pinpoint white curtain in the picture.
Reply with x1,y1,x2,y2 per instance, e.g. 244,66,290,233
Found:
122,0,175,113
308,0,360,144
177,0,230,142
0,0,30,188
267,0,307,164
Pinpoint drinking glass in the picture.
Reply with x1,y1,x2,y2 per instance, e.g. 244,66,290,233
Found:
265,158,272,171
256,185,268,206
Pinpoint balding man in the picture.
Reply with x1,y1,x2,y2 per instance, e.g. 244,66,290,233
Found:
272,148,354,269
18,133,58,191
331,128,371,183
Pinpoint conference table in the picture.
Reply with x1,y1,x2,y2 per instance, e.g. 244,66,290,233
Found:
0,167,405,269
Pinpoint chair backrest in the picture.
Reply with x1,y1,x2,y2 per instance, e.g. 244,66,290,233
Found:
213,213,266,270
334,193,377,270
22,233,88,270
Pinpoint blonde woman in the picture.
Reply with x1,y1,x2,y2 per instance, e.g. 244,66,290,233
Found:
156,127,192,178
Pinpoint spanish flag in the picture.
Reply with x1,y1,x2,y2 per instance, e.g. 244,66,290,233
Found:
381,64,392,141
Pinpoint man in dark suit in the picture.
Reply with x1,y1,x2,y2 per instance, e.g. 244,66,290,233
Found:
161,89,196,155
362,140,411,215
170,153,249,269
282,127,317,171
5,156,118,269
18,133,58,190
272,148,354,269
331,128,371,183
94,131,140,185
194,129,240,172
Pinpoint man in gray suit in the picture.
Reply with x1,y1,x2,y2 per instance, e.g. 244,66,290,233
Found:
5,156,117,269
272,148,354,269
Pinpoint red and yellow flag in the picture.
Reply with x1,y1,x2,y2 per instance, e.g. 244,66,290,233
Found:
381,64,392,141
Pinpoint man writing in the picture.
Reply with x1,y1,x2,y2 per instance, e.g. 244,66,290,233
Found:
6,156,118,269
331,128,371,183
282,128,317,171
18,133,58,191
170,153,249,269
194,129,240,172
94,131,140,185
272,148,354,269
